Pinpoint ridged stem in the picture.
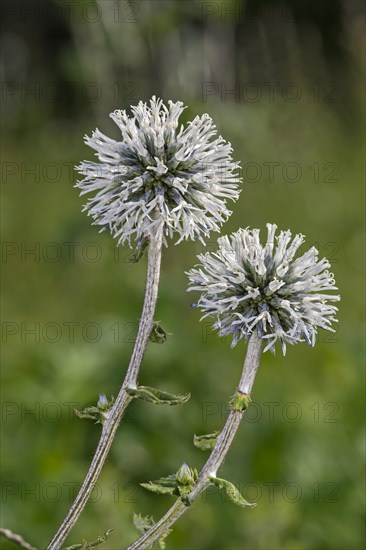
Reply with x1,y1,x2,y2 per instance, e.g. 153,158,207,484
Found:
47,232,163,549
128,332,262,550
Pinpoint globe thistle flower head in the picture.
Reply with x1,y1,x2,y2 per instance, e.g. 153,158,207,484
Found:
187,224,340,354
76,96,241,247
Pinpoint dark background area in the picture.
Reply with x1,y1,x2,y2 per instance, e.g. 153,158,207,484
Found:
1,1,365,548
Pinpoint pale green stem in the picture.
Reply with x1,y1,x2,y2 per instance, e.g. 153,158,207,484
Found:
47,232,163,550
128,332,263,550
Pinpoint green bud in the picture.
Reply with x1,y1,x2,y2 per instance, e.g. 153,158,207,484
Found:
149,321,168,343
175,463,195,486
229,392,251,412
141,465,197,504
74,396,114,424
97,394,109,410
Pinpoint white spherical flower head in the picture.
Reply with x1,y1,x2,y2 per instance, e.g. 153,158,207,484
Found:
187,224,340,354
76,96,241,246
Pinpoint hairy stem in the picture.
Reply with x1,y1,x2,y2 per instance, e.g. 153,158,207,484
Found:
0,529,38,550
47,233,163,549
128,332,262,550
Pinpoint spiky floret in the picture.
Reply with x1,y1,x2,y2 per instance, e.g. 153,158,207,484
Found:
76,97,241,246
187,224,340,354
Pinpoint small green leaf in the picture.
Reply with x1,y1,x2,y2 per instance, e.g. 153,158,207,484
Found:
126,386,190,406
74,408,99,422
74,395,115,424
140,482,176,496
229,392,251,412
129,237,150,263
140,464,198,501
152,474,177,487
133,514,171,550
209,476,256,508
133,513,154,532
149,321,168,343
158,537,168,550
62,529,113,550
193,431,219,451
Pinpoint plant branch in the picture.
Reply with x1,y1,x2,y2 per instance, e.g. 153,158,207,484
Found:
47,232,163,549
0,529,38,550
128,332,262,550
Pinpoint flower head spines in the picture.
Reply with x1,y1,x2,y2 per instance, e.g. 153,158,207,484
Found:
187,224,340,355
76,97,241,247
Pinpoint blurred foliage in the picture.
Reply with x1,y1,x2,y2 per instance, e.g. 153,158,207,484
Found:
1,1,365,549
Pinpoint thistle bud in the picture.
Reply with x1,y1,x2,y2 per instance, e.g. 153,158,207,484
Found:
175,463,196,486
97,394,109,410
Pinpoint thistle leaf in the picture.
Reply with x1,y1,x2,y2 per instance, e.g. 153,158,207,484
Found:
126,386,190,406
133,514,171,550
193,431,219,451
209,476,256,508
153,474,177,487
74,407,100,422
229,392,251,413
140,463,198,500
74,395,115,424
62,529,113,549
149,321,169,343
133,513,155,532
140,482,176,496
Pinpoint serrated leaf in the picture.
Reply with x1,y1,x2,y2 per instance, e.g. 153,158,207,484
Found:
126,386,190,406
153,474,177,487
141,463,198,501
140,482,176,496
133,514,171,550
209,476,256,508
74,396,114,425
133,513,155,533
74,407,100,422
62,529,113,550
193,431,219,451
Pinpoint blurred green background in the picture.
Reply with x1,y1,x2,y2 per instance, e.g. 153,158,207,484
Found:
1,1,365,548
